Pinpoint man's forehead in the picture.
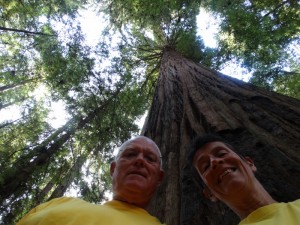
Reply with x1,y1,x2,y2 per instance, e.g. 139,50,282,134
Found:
121,137,160,154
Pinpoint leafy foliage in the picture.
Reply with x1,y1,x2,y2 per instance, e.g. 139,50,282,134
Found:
201,0,300,95
1,0,300,224
0,1,151,224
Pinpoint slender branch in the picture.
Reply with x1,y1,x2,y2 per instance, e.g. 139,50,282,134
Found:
0,78,37,92
259,1,289,22
0,26,56,36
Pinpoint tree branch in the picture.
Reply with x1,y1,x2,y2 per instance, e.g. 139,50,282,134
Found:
0,26,56,36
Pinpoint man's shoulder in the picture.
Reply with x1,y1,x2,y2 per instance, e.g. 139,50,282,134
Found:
290,199,300,205
28,197,90,213
286,199,300,210
39,197,83,207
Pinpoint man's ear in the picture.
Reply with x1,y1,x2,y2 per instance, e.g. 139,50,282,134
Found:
244,156,257,173
110,161,116,177
203,187,218,202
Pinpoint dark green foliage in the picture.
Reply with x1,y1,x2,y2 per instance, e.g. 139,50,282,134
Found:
201,0,300,95
0,1,151,224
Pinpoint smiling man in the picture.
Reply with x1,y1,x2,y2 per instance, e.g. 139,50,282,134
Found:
111,136,164,209
17,136,165,225
188,134,300,225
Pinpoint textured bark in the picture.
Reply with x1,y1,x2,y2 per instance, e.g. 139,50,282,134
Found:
142,48,300,225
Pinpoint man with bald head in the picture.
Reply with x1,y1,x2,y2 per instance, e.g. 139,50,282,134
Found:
17,136,165,225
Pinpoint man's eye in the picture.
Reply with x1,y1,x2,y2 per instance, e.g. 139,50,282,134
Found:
145,155,157,163
123,152,137,158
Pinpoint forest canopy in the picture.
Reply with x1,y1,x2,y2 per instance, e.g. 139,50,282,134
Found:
0,0,299,224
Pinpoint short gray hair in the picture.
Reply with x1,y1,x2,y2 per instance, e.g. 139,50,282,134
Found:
115,136,163,168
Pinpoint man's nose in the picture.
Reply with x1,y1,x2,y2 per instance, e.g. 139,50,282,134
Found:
211,157,223,169
135,153,146,164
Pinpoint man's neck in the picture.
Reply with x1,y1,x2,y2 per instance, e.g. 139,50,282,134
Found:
112,195,149,210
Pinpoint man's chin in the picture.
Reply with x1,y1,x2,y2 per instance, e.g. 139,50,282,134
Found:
121,176,144,185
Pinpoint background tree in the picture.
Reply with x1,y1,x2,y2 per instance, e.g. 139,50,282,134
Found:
100,0,300,97
142,48,300,225
0,1,151,224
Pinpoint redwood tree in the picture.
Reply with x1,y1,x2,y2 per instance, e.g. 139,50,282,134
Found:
99,1,300,223
142,48,300,225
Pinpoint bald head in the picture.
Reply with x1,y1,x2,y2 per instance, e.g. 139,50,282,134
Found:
110,136,164,208
115,136,162,167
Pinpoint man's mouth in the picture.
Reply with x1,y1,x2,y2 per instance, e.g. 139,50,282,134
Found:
218,168,235,183
129,171,147,178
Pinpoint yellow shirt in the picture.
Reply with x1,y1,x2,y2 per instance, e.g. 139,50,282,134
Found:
239,199,300,225
17,197,164,225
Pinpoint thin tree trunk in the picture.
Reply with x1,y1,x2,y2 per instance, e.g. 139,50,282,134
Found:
0,116,81,203
143,48,300,225
0,114,30,129
35,180,55,205
0,121,14,129
0,101,17,111
49,154,87,199
0,89,121,203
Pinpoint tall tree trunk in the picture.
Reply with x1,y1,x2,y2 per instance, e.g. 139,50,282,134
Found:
0,89,121,203
0,114,30,129
0,115,87,203
35,180,55,205
142,48,300,225
48,154,86,199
